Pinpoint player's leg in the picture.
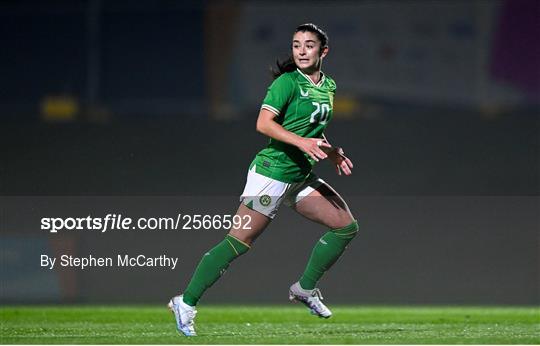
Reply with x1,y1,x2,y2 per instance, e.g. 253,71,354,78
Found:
169,205,270,336
170,165,287,336
293,182,357,288
183,203,270,306
287,179,358,318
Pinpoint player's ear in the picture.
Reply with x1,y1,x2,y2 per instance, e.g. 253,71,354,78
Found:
320,46,329,58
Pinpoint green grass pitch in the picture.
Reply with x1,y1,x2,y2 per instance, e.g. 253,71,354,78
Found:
1,305,538,344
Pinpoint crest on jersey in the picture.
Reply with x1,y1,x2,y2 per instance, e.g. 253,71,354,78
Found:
300,88,309,98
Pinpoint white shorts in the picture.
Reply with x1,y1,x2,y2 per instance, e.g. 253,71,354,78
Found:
240,165,325,219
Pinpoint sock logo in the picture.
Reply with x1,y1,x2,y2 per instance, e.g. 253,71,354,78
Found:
259,195,272,207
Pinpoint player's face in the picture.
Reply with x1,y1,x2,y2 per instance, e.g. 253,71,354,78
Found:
292,31,328,74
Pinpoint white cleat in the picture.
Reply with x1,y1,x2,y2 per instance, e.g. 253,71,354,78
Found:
289,282,332,318
167,295,197,336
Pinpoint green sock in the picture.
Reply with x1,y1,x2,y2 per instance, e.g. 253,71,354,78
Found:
299,220,359,290
183,235,250,306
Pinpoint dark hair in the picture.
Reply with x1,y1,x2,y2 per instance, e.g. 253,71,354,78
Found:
271,23,329,79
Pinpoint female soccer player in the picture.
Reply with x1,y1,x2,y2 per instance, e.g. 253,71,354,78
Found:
168,23,357,336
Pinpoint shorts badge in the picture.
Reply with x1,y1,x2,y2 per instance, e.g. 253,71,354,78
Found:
259,195,272,206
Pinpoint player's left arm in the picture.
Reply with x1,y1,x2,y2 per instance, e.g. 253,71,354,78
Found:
321,134,354,176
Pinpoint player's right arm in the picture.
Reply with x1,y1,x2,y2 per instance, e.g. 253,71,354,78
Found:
258,74,330,162
256,108,330,162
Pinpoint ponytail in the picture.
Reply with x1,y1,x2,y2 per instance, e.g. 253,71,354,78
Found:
270,56,296,79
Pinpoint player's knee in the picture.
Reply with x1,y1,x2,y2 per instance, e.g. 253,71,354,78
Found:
331,220,359,240
225,234,251,255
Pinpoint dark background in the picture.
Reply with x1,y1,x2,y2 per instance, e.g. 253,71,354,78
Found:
1,0,538,305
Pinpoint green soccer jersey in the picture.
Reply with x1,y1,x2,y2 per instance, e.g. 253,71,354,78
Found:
251,68,336,183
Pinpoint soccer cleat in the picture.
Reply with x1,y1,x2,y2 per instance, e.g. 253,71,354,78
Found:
167,295,197,336
288,282,332,318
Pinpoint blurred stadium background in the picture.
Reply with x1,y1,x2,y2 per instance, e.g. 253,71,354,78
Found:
1,0,538,306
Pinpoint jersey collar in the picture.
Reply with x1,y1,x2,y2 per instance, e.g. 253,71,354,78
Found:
297,68,325,87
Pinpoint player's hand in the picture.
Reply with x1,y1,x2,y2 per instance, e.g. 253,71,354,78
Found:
297,138,332,162
327,147,353,176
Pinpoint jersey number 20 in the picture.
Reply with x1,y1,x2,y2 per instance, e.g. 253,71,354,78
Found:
310,102,330,125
